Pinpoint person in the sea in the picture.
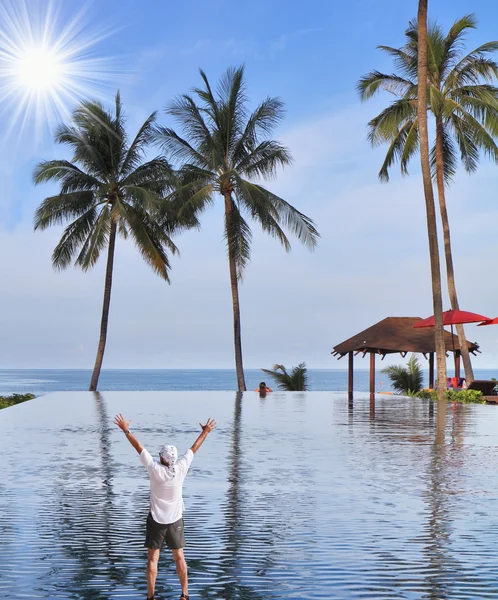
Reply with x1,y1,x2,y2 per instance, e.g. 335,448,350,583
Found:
255,381,272,396
113,412,217,600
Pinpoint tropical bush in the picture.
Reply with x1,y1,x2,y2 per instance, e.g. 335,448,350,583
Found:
261,363,309,391
414,389,485,403
381,354,424,395
0,394,36,410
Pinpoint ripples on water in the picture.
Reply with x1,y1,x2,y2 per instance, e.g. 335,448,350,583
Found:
1,392,498,599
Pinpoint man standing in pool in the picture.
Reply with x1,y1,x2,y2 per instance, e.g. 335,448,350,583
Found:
113,413,216,600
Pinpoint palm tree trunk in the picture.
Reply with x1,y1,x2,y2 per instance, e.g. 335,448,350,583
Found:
418,0,447,400
224,193,247,392
434,117,474,384
89,219,117,391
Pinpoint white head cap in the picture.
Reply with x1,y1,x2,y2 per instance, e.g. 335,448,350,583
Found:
159,444,178,469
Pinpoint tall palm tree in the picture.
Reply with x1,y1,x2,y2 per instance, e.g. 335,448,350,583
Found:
358,14,498,384
417,0,447,399
34,93,180,391
156,66,319,391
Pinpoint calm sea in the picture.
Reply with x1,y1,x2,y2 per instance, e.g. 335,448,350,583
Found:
1,368,497,395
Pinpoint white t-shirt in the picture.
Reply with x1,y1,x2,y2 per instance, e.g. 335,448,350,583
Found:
139,448,194,524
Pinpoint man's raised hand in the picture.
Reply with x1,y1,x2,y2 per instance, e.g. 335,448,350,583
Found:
114,413,131,432
200,418,217,433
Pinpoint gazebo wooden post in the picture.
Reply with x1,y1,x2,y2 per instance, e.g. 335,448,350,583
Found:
348,351,354,401
429,353,435,389
369,351,375,401
454,350,461,380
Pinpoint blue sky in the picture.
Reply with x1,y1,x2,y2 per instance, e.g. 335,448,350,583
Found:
1,0,498,370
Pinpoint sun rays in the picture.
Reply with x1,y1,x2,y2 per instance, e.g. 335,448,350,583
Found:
0,1,119,141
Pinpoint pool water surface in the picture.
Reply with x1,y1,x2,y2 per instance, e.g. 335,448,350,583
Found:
1,391,498,599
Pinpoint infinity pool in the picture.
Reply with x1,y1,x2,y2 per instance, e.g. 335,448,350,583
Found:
1,391,498,599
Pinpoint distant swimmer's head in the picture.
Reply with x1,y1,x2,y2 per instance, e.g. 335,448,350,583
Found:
259,381,266,391
159,444,178,469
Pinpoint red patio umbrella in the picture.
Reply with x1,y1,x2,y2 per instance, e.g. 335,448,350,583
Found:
414,309,490,380
413,309,490,328
477,317,498,326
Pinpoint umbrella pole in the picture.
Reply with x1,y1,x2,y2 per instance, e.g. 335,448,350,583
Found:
451,323,459,380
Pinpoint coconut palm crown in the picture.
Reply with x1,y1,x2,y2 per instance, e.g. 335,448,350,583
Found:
156,66,320,391
34,93,180,391
357,14,498,181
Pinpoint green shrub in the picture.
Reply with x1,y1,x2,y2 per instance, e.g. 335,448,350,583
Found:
415,389,434,400
0,393,36,410
446,389,486,403
414,389,485,403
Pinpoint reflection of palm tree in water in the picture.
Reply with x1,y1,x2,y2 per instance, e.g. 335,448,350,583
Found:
421,400,468,599
49,393,132,598
92,392,131,589
215,392,265,600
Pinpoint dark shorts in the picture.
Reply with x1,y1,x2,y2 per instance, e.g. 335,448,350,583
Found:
144,512,185,550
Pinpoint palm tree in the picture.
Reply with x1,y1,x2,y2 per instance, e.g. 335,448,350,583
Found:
358,14,498,384
417,0,447,400
34,93,180,391
381,354,424,395
261,363,309,391
156,66,319,391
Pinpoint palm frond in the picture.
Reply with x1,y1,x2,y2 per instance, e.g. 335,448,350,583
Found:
51,206,102,270
195,68,223,130
445,41,498,88
166,94,218,160
120,112,158,176
153,125,212,169
448,97,498,163
430,125,458,183
121,203,177,280
450,113,480,172
75,206,111,271
381,354,423,395
224,198,252,279
399,120,419,177
367,99,417,146
377,46,417,79
231,97,286,165
376,120,414,181
33,160,102,192
121,157,173,194
357,71,415,100
219,65,247,153
34,191,96,230
235,139,293,179
163,166,215,230
239,179,318,250
233,176,290,251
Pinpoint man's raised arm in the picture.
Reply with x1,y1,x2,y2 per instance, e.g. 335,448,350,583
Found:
191,418,216,454
114,413,144,454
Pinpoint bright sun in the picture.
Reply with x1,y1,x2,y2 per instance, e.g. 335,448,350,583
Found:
16,46,63,91
0,0,118,140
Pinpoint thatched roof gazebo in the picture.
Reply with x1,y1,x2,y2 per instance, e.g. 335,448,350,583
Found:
332,317,480,400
